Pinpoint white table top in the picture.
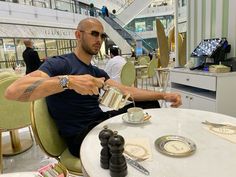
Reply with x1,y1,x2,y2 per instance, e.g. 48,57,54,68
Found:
80,108,236,177
0,172,38,177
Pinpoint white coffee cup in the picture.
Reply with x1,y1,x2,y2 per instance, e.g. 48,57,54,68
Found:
127,107,144,122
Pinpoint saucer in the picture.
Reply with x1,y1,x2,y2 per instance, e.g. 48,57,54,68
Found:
155,135,196,157
122,113,149,124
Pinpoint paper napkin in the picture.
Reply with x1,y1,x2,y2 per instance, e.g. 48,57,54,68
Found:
203,123,236,143
124,138,152,161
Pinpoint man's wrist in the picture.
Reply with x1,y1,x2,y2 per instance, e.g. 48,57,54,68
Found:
160,92,166,100
58,75,70,90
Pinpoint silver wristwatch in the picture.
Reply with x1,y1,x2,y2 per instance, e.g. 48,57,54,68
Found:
58,75,69,90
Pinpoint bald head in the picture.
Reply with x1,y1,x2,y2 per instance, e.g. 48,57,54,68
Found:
23,39,33,47
77,18,103,31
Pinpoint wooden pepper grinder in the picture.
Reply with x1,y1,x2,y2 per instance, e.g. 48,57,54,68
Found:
108,131,127,177
98,125,113,169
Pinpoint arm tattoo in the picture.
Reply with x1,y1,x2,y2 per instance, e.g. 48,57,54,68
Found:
17,79,45,101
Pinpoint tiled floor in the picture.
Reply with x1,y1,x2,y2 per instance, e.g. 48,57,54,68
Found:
2,131,56,173
2,132,82,176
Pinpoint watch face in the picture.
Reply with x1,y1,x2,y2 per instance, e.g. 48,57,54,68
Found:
59,76,69,89
61,78,67,86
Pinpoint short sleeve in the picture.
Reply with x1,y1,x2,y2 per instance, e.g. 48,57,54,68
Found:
39,56,70,77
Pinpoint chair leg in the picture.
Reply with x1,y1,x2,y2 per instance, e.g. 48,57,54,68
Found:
145,78,148,90
29,126,37,145
152,77,155,91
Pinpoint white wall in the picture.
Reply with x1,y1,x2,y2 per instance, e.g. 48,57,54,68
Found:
137,5,174,19
187,0,236,59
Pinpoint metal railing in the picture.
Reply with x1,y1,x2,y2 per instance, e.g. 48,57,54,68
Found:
115,0,135,15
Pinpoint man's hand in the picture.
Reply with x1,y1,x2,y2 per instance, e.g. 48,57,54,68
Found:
163,92,182,108
69,75,105,95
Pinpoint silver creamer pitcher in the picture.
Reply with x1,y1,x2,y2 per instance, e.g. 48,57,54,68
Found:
99,85,130,110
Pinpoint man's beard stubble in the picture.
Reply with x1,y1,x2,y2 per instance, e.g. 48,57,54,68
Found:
81,40,100,55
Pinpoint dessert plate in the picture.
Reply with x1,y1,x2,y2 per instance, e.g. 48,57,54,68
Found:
155,135,196,157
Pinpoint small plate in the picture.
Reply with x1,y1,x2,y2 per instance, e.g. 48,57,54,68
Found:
155,135,196,157
122,113,149,124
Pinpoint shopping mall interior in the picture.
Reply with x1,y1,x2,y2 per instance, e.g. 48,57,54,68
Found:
0,0,236,176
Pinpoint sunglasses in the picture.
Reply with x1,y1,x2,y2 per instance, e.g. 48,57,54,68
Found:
80,30,107,40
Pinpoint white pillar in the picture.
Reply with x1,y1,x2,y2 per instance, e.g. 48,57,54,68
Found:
174,0,179,67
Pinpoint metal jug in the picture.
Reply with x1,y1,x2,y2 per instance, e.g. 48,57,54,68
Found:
99,85,130,110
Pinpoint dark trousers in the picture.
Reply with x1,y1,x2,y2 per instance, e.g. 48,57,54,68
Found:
64,101,160,157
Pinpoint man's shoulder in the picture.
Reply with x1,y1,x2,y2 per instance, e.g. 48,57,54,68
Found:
43,53,74,67
112,56,126,63
23,47,34,53
49,53,73,61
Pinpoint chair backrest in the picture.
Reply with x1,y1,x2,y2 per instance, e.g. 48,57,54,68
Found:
148,59,158,78
138,56,150,65
120,61,136,86
0,72,15,81
0,76,31,130
156,19,169,68
30,98,67,158
179,35,186,66
126,57,135,62
168,26,175,52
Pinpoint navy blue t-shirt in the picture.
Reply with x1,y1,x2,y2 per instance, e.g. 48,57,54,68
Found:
39,53,110,137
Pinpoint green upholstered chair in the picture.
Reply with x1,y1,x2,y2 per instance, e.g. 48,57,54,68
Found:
0,72,15,80
30,99,82,175
167,26,175,52
0,76,33,173
0,73,32,157
179,35,186,67
156,19,169,68
126,57,135,62
136,59,158,90
147,59,158,86
120,61,136,86
138,56,150,65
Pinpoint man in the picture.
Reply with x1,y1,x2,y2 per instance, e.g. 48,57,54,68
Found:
22,39,42,74
104,47,126,83
89,3,96,17
5,18,181,157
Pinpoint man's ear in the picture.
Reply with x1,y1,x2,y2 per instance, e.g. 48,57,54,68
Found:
75,30,81,39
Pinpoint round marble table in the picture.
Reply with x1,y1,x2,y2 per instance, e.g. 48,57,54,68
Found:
80,108,236,177
1,172,38,177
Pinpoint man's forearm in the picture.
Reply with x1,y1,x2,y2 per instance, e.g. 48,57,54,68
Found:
5,76,63,102
125,86,165,101
106,79,165,101
17,79,45,101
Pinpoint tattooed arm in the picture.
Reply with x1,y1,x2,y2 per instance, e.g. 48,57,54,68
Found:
4,70,63,102
4,70,105,102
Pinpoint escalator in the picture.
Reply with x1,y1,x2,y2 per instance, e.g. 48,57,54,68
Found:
99,16,131,54
99,16,153,54
114,0,153,26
